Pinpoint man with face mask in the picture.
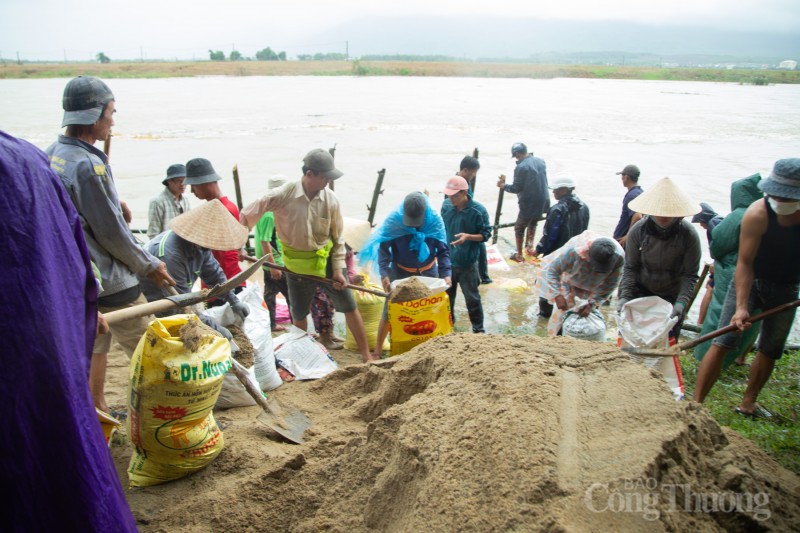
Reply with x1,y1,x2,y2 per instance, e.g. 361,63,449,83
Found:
694,158,800,418
617,177,702,339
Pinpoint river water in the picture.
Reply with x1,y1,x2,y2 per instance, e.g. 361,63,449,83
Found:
2,76,799,339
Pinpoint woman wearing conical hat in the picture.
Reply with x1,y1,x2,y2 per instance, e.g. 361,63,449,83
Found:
617,177,702,339
137,199,251,330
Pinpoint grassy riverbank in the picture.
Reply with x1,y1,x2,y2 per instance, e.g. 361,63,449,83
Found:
2,60,799,84
681,349,800,474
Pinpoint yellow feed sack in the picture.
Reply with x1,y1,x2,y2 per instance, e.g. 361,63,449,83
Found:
345,281,390,352
127,315,229,488
389,292,451,355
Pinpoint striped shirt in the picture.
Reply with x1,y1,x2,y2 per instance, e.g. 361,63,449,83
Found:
147,188,190,239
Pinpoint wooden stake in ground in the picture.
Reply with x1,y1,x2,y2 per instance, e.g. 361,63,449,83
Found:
367,169,386,227
685,263,711,317
468,147,479,192
492,175,505,245
231,164,252,254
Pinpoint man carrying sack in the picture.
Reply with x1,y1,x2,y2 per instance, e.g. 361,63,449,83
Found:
241,149,374,362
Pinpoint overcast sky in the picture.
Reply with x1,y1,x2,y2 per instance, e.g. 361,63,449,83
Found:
2,0,798,61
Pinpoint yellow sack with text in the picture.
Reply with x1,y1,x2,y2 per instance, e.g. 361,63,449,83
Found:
346,279,390,352
389,278,451,356
127,315,230,487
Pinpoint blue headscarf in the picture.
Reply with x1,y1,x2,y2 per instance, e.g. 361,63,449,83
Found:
359,193,447,273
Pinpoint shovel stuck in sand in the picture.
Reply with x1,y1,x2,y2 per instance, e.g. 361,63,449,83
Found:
622,299,800,357
228,357,312,444
162,283,312,445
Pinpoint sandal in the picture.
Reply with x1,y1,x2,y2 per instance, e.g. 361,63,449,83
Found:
734,405,774,420
509,252,524,263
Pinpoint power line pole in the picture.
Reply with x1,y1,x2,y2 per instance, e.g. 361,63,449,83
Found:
345,40,349,60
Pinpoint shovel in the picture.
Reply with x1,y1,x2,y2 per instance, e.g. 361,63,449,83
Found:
242,255,389,298
228,357,312,444
622,299,800,357
105,254,271,326
167,283,312,444
160,283,313,444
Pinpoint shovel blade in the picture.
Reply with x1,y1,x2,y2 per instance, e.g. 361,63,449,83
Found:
256,397,312,444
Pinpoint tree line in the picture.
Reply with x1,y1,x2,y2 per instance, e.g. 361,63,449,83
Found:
208,47,288,61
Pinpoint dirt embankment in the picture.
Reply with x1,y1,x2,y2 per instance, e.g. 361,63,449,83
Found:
4,61,800,84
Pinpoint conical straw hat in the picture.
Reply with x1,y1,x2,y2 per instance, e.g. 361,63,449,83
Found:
169,199,249,250
628,177,701,217
342,217,372,252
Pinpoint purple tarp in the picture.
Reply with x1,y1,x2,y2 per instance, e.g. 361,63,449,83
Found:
0,131,137,532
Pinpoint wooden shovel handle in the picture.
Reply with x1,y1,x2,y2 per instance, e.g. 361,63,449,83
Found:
228,357,273,413
243,255,389,298
677,298,800,351
625,298,800,357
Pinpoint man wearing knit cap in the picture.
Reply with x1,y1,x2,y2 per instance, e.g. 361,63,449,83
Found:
241,149,374,362
694,158,800,419
147,163,191,239
617,177,701,339
184,157,244,297
46,76,176,416
442,175,492,333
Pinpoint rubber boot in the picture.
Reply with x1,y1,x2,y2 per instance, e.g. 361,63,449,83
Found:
319,330,344,350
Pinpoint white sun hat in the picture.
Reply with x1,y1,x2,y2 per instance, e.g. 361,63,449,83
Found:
549,172,576,189
169,198,249,250
628,177,700,217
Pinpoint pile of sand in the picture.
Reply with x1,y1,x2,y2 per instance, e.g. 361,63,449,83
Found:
108,334,799,531
390,277,435,302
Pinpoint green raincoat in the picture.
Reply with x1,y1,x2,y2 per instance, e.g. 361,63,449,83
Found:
693,173,763,367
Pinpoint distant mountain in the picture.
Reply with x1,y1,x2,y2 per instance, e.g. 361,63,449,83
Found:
312,16,799,63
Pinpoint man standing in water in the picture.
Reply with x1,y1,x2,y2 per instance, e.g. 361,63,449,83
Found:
442,176,492,333
46,76,175,416
613,164,643,249
693,159,800,419
458,155,491,284
241,149,374,362
497,142,549,262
